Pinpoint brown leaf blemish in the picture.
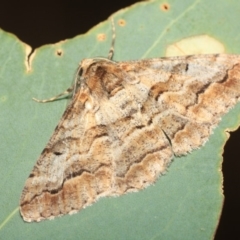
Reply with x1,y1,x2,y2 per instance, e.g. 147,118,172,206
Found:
56,49,63,56
160,3,170,11
118,19,126,27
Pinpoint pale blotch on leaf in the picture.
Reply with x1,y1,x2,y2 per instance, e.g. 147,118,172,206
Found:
97,33,106,41
0,95,7,102
160,3,170,12
118,19,126,27
166,35,225,56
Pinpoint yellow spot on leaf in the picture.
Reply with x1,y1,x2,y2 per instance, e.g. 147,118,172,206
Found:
97,33,106,41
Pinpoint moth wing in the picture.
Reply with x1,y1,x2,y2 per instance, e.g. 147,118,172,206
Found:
20,86,115,222
117,54,240,155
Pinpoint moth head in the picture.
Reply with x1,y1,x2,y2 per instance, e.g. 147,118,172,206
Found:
77,58,115,80
73,58,117,98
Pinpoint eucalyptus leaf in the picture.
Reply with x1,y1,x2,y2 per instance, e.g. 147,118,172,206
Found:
1,0,240,239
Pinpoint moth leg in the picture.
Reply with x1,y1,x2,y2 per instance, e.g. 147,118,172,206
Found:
32,86,73,103
107,17,116,60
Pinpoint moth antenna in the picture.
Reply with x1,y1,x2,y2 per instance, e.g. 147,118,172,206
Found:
108,17,116,60
32,87,73,103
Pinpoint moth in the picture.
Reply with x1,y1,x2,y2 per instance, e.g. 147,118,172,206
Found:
20,19,240,222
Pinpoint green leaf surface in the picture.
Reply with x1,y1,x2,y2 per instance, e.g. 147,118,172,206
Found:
1,0,240,239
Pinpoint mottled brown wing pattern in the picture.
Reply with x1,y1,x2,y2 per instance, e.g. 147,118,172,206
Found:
20,54,240,222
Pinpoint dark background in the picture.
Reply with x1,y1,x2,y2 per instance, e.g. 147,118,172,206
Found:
0,0,239,239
